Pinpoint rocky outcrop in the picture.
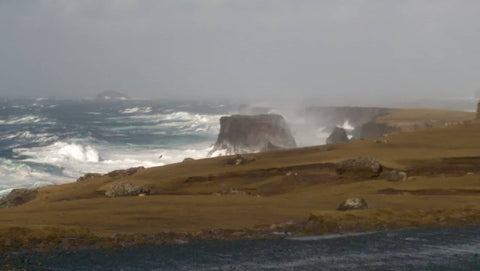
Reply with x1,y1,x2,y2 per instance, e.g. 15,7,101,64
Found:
0,189,38,208
326,127,349,144
352,121,401,140
107,167,145,178
337,198,368,211
477,101,480,118
336,157,383,179
383,170,407,182
76,173,102,182
105,182,150,198
208,114,296,156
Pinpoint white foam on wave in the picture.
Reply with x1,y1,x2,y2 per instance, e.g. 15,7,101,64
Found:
339,120,354,131
16,142,100,164
8,139,215,190
120,107,152,114
0,131,58,144
4,115,47,125
0,158,64,196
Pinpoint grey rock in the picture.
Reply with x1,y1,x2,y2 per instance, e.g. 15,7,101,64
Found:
105,182,150,198
337,197,368,211
326,127,349,144
336,157,383,178
383,170,407,182
107,167,145,178
76,173,102,182
208,114,296,156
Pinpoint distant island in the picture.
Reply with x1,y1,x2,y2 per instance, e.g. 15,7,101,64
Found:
96,90,129,100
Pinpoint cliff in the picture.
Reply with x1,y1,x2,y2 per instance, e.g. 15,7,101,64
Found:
208,114,296,156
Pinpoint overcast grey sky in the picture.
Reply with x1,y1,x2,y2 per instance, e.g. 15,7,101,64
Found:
1,0,479,103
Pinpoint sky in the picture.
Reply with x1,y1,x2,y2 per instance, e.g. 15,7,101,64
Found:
1,0,480,105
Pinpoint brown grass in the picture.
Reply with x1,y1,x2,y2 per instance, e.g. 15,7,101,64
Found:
0,109,480,246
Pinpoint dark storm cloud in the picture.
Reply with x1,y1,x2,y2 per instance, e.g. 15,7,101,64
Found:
0,0,479,104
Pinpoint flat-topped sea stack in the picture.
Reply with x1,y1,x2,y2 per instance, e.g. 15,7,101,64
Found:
209,114,296,156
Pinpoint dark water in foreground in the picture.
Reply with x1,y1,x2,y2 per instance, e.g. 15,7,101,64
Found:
3,226,480,270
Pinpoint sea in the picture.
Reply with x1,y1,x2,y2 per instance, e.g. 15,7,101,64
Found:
2,225,480,270
0,98,240,198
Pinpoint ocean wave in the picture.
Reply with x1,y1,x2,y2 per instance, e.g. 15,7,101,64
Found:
120,107,152,114
15,142,100,164
0,131,58,144
0,158,61,190
3,115,51,125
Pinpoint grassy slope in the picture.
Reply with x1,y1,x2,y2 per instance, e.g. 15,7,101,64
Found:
0,109,479,238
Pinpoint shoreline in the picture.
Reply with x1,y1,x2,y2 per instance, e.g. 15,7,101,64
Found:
1,207,479,254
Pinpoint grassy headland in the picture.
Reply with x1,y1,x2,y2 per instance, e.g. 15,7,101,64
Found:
0,108,479,251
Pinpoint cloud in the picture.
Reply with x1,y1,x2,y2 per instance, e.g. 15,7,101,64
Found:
0,1,479,103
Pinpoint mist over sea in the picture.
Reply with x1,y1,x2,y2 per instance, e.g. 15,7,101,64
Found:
0,98,240,197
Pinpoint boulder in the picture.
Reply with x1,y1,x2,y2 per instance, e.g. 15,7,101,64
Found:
337,198,368,211
0,189,38,208
336,157,383,179
208,114,296,156
105,182,150,198
326,127,349,144
383,170,407,182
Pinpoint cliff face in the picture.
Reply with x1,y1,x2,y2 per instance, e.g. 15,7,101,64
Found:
305,106,390,129
352,121,401,140
326,127,349,144
208,114,296,156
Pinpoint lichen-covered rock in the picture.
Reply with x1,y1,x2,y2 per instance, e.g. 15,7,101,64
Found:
383,170,407,182
326,127,349,144
105,182,150,198
337,198,368,211
336,157,383,178
0,189,38,208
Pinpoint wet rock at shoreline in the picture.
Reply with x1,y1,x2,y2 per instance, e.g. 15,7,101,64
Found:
105,182,150,198
337,198,368,211
208,114,296,156
0,189,38,208
336,157,383,179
